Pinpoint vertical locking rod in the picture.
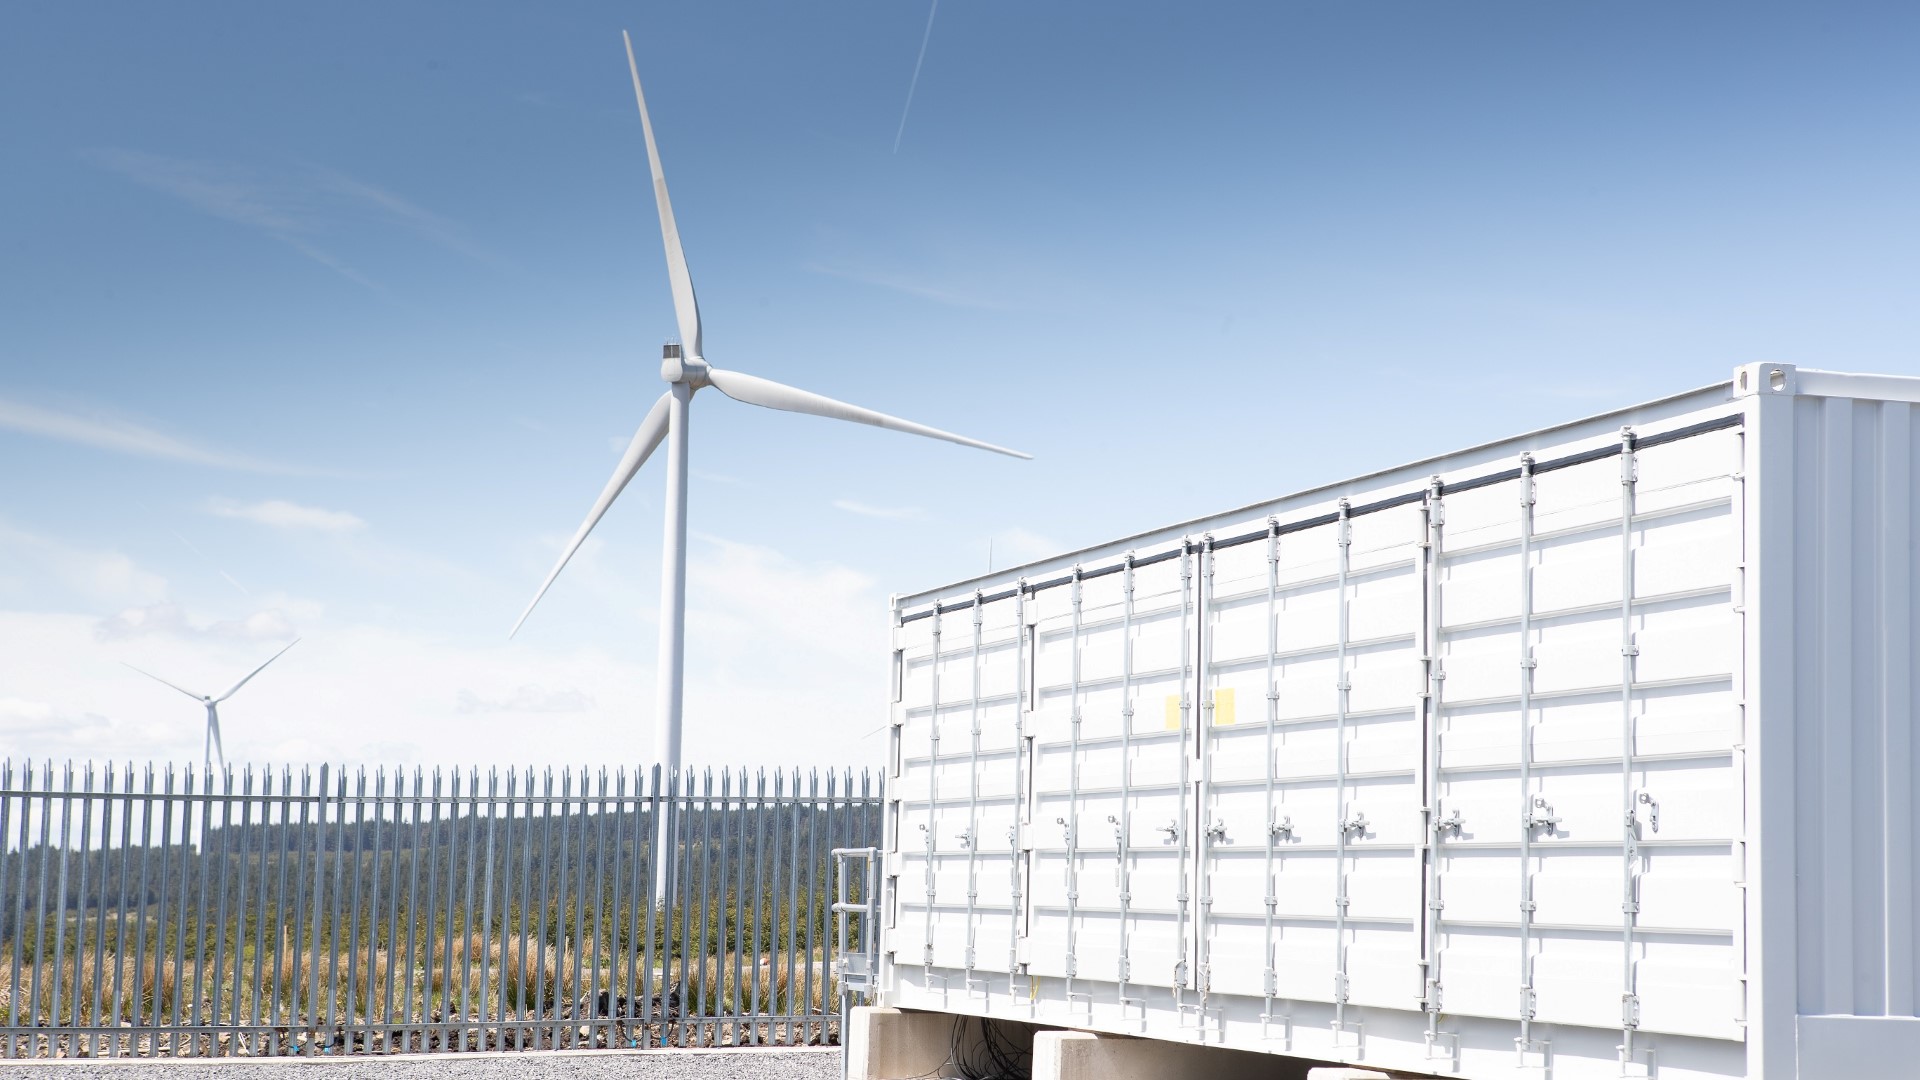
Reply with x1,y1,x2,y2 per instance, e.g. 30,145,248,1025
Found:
1332,501,1358,1038
1173,545,1195,998
964,593,985,982
1009,584,1029,988
1260,521,1284,1023
1516,454,1546,1059
1117,557,1140,1012
1196,538,1219,1013
1419,478,1454,1058
1617,428,1646,1067
1064,568,1085,985
924,610,941,974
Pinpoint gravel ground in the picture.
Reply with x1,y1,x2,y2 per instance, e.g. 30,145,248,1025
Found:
2,1047,842,1080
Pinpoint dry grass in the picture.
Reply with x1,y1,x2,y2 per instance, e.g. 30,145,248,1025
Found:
0,951,177,1026
251,928,391,1017
677,951,838,1017
0,931,392,1029
0,929,839,1047
427,932,580,1012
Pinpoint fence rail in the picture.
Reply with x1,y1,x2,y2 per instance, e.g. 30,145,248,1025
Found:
0,761,882,1058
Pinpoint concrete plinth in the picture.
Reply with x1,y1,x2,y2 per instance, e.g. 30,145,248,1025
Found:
1032,1029,1317,1080
848,1005,1398,1080
845,1007,961,1080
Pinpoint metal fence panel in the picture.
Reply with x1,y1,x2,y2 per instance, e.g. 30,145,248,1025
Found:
0,763,880,1058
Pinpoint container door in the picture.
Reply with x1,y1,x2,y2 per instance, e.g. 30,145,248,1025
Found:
1428,426,1746,1048
1195,505,1428,1027
893,594,1028,987
1027,550,1200,1000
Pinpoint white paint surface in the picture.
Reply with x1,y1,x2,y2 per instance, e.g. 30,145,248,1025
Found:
880,366,1920,1079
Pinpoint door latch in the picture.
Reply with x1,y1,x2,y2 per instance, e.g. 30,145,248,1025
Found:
1633,790,1659,833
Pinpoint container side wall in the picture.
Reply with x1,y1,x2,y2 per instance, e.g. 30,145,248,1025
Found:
1786,395,1920,1020
885,390,1760,1080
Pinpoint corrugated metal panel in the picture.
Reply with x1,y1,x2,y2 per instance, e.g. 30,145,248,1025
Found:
1785,394,1919,1019
883,367,1920,1079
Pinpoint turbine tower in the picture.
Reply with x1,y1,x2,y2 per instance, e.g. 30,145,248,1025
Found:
511,32,1028,778
124,639,301,772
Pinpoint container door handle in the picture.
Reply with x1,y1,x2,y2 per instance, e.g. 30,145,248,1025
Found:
1634,790,1659,833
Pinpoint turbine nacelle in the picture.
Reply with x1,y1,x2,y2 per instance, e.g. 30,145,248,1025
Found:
660,342,710,388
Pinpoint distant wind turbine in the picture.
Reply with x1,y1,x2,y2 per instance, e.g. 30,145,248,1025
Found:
124,639,300,771
512,31,1029,779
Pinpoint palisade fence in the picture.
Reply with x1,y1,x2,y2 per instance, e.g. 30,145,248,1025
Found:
0,761,882,1058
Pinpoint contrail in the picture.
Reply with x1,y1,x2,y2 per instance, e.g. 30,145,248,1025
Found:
137,498,253,596
892,0,940,154
170,528,252,596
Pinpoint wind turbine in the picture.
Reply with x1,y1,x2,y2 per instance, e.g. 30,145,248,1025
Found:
511,32,1029,778
124,639,300,772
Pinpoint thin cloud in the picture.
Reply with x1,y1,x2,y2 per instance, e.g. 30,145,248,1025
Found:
0,396,303,473
805,261,1009,310
89,149,307,232
0,521,169,607
277,237,383,291
1,528,886,768
95,602,296,643
991,527,1061,567
208,498,365,533
456,685,594,714
88,148,376,289
87,149,507,288
832,499,926,521
0,697,115,750
310,168,511,271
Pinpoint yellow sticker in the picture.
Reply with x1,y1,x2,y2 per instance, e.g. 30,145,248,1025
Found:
1165,691,1235,728
1213,687,1236,726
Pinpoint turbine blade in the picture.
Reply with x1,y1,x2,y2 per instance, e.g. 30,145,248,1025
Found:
216,638,300,703
707,368,1031,459
622,30,702,359
209,708,225,771
123,664,203,702
511,392,674,638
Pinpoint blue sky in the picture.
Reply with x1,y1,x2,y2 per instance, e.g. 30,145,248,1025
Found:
3,2,1917,769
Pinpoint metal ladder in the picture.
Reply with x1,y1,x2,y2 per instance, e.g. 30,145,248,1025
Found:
832,846,881,1076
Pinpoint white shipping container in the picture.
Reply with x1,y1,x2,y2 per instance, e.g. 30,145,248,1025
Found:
879,364,1920,1079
